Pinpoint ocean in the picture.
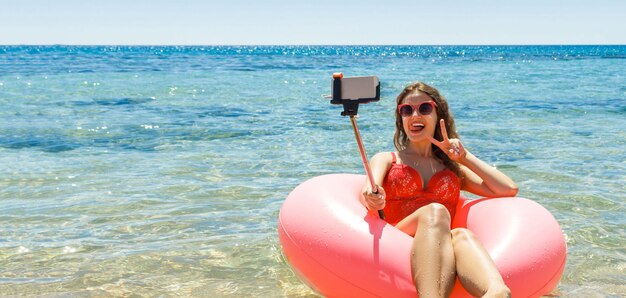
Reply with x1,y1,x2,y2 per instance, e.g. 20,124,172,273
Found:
0,45,624,297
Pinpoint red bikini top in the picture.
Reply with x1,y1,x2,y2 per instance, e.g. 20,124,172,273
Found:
382,152,461,225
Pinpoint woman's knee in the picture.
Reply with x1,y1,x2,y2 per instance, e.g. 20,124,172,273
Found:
417,203,451,229
451,228,477,245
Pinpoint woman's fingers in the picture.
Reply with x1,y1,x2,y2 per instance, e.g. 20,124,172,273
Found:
439,119,449,141
427,135,443,147
429,119,466,160
446,138,468,161
449,139,460,154
365,186,385,210
428,119,449,148
367,197,384,210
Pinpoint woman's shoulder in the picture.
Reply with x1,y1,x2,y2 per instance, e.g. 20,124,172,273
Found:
371,151,396,164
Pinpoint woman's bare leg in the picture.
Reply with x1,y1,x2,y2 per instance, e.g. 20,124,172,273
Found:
396,203,456,298
451,228,511,298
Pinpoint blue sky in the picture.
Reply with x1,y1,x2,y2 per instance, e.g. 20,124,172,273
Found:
1,0,624,45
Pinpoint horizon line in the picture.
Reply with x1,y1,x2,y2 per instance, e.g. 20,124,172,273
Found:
2,43,625,47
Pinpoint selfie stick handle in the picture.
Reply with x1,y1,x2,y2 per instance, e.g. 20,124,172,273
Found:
349,116,385,220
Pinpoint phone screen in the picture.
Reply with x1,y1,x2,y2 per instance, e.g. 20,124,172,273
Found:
332,76,379,101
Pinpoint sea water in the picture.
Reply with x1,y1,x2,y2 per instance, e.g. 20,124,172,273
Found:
0,45,624,297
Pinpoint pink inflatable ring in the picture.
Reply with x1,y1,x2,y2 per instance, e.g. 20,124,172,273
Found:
278,174,566,297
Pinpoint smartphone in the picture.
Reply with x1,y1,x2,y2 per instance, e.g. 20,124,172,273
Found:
331,75,380,103
329,74,380,116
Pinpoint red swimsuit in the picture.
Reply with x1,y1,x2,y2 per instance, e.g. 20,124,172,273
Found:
382,152,461,226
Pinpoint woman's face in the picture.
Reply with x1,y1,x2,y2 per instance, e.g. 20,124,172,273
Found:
399,91,438,143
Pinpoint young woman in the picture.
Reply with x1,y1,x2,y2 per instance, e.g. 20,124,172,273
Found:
361,82,517,298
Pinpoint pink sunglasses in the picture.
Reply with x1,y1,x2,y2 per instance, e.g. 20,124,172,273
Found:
397,101,438,117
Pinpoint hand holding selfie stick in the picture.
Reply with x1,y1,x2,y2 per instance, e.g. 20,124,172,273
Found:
330,73,385,220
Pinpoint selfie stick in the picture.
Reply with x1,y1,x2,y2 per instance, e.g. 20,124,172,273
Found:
330,73,385,220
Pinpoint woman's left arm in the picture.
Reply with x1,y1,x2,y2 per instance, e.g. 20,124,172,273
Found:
428,119,518,198
458,151,518,198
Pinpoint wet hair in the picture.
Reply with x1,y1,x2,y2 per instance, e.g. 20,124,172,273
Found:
393,81,461,177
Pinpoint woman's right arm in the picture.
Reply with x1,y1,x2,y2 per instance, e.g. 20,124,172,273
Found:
361,152,393,210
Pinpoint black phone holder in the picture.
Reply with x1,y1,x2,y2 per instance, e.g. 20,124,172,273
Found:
330,76,381,116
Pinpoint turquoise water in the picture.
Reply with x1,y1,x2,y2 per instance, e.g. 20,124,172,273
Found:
0,45,624,297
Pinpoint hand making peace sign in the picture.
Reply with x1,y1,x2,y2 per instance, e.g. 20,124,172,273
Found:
427,119,467,162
